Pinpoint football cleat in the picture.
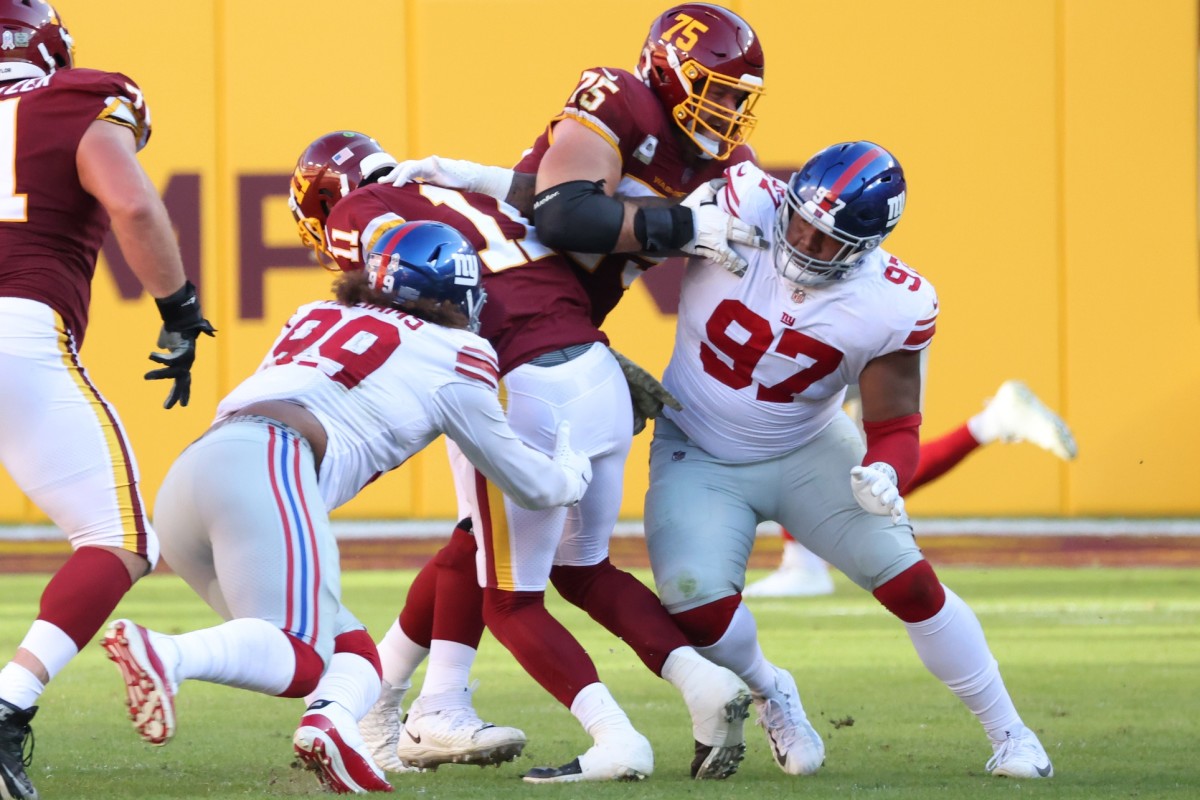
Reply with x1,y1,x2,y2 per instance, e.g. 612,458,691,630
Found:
394,690,525,769
985,380,1078,461
744,563,835,598
358,681,422,774
0,699,38,800
753,666,825,776
523,732,654,783
294,700,394,794
664,648,751,780
100,619,177,746
987,725,1054,779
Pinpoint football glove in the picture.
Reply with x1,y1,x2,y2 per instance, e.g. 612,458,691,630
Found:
608,347,682,435
145,281,216,409
679,178,767,276
552,421,593,506
850,462,906,523
378,155,514,202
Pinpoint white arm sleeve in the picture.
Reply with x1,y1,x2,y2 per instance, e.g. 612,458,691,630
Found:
432,381,579,509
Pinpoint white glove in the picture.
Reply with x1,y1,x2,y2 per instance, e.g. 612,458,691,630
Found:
552,421,593,506
850,462,906,523
377,155,515,201
679,178,767,276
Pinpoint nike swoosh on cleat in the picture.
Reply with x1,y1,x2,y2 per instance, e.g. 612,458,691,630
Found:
404,728,421,744
1036,763,1052,777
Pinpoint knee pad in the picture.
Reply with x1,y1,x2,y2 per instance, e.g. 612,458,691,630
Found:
872,560,946,623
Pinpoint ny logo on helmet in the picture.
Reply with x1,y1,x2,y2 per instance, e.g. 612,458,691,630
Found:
887,191,906,224
452,253,480,286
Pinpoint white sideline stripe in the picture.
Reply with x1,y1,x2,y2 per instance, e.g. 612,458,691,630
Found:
2,517,1200,541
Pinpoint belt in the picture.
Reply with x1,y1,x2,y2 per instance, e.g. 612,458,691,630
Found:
528,343,594,367
208,413,311,450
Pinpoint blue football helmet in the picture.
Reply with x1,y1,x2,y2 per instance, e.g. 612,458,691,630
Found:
774,141,907,287
365,221,486,333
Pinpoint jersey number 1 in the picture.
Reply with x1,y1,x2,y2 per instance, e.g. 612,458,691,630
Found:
0,98,29,222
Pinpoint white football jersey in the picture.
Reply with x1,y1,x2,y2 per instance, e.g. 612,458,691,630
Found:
662,163,938,462
218,300,577,510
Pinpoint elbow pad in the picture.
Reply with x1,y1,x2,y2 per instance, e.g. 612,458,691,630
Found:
533,180,623,252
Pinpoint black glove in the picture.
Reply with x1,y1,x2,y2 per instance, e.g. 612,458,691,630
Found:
608,347,683,435
145,281,216,409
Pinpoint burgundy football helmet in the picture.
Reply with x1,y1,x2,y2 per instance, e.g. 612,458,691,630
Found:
288,131,397,270
635,3,764,160
0,0,74,81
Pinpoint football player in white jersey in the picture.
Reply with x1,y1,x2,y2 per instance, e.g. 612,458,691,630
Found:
98,222,593,795
644,141,1055,780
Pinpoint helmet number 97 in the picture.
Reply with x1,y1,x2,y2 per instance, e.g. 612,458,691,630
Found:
662,13,710,51
568,70,621,112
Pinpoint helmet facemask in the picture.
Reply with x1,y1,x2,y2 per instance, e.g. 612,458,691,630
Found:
659,47,762,160
773,195,881,288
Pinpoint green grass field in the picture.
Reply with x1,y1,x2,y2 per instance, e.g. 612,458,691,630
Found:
2,565,1197,799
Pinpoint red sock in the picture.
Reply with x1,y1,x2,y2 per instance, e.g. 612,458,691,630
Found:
483,588,599,708
397,521,477,647
38,547,134,650
430,526,485,647
905,424,981,493
333,629,381,678
551,559,686,675
872,561,946,622
280,634,325,698
670,595,742,648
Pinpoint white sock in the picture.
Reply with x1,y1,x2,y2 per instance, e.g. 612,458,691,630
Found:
305,652,381,720
695,603,778,697
0,663,45,711
16,620,79,684
660,646,704,689
904,585,1023,744
376,618,429,690
419,639,476,697
166,618,297,696
570,682,634,741
967,409,998,444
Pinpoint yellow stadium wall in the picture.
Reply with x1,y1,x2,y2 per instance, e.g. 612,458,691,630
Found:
2,0,1195,524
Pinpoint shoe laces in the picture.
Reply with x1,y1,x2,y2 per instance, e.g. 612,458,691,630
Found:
986,729,1040,772
0,719,34,768
756,695,800,753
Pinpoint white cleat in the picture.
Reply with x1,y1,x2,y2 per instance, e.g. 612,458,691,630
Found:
358,681,422,774
665,648,751,780
987,725,1054,779
986,380,1078,460
294,700,394,793
523,732,654,783
100,619,178,746
744,564,835,598
395,690,525,770
753,666,824,776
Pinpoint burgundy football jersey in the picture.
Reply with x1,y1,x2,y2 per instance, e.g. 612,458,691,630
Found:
515,66,755,325
325,182,605,376
0,68,150,344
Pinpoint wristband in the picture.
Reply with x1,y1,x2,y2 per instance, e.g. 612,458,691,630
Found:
155,281,203,333
634,205,695,254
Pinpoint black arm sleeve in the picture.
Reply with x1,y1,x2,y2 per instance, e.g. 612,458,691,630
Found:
533,180,624,252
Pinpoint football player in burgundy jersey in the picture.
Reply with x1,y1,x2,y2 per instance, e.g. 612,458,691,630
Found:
358,4,777,783
289,130,756,783
642,141,1055,780
99,221,592,795
0,5,214,798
